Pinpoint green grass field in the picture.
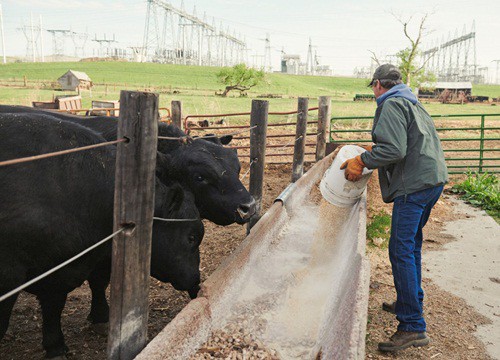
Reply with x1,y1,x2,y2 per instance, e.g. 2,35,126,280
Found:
1,61,500,118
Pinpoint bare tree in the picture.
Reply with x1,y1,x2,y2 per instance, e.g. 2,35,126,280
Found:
368,50,380,66
394,13,434,86
368,13,436,86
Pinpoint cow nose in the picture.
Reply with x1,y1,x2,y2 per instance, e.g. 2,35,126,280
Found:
237,198,256,220
188,284,200,299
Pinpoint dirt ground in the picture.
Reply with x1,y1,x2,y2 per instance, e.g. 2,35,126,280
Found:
0,161,493,360
0,164,294,360
364,173,493,360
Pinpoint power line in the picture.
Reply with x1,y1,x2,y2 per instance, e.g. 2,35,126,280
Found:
142,0,247,67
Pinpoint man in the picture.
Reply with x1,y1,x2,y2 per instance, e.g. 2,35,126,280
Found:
341,64,448,352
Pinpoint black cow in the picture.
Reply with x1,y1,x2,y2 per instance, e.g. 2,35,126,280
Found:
0,113,204,358
0,105,256,225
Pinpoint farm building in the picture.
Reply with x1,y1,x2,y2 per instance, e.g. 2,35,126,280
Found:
57,70,93,92
281,54,301,75
418,81,472,98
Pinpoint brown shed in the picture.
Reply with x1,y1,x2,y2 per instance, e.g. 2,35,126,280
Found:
57,70,92,92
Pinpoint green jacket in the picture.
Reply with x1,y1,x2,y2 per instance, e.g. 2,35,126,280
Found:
360,97,448,203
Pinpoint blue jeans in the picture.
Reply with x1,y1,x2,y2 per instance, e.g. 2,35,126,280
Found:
389,185,444,332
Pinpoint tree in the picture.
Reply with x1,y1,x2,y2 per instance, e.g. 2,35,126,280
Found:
369,14,436,88
394,13,434,87
216,64,265,97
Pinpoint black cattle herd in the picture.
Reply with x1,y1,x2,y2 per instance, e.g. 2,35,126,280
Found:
0,105,256,358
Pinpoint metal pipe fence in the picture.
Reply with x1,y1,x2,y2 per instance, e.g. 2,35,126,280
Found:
329,113,500,174
184,106,322,164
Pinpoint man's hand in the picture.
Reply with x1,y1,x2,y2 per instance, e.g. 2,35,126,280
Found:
340,155,365,182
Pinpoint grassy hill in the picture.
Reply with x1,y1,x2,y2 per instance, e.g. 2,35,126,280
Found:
0,61,369,97
1,61,499,117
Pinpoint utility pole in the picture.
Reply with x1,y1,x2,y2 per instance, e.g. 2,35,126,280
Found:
493,60,500,85
0,4,6,64
39,15,44,62
306,38,314,75
262,33,271,72
30,13,35,62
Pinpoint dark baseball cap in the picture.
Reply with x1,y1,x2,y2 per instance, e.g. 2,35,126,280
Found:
368,64,402,87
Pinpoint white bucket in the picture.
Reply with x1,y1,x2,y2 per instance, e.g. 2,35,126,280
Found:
320,145,373,207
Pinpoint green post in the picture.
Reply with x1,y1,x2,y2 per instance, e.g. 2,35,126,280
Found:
479,115,485,173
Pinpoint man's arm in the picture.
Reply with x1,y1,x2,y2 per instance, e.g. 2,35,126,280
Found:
361,101,408,169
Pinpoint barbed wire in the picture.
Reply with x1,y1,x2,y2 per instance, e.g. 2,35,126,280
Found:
195,125,258,140
0,138,128,168
158,125,258,143
240,158,257,181
153,217,199,222
276,135,304,151
0,227,127,303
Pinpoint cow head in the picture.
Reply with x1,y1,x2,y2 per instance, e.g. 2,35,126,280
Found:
158,124,256,226
151,179,204,299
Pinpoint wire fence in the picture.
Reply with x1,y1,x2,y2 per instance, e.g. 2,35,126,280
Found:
184,107,322,165
0,228,127,303
0,126,207,303
1,96,332,358
0,138,128,168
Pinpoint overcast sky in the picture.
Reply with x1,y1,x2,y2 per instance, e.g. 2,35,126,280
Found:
1,0,499,81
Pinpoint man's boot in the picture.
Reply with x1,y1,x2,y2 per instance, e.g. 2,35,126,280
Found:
382,301,423,315
378,330,430,352
382,301,396,314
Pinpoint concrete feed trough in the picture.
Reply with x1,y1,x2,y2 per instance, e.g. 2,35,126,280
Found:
136,152,370,359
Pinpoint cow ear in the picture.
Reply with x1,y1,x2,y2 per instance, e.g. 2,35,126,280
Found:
167,183,185,213
156,152,172,180
201,133,218,144
219,135,233,145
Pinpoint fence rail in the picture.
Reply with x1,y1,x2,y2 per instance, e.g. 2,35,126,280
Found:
185,106,324,164
330,113,500,174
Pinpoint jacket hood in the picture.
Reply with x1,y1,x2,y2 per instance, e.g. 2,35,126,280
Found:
376,84,418,106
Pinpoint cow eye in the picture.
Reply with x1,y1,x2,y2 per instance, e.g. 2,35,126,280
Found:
194,174,204,182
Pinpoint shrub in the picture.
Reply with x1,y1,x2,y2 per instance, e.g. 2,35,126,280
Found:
451,172,500,219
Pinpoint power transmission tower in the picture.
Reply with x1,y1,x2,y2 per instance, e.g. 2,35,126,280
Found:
92,34,117,58
306,38,316,75
261,33,271,72
423,21,477,82
71,30,89,58
46,29,72,60
19,13,42,62
142,0,246,67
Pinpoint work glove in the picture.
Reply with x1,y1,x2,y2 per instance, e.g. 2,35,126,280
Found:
340,155,365,182
359,144,373,152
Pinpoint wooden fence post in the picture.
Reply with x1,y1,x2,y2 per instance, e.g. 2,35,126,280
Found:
316,96,331,162
171,100,182,129
108,91,159,360
247,99,269,233
291,97,308,182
